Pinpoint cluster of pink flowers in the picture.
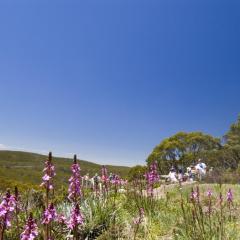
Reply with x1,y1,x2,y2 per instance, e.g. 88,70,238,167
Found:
227,188,233,203
150,161,159,181
0,190,16,229
206,189,213,214
190,186,200,202
0,153,85,239
40,152,56,191
120,179,128,185
101,165,108,182
57,214,67,225
133,208,144,225
42,203,57,225
145,161,159,196
68,155,82,201
67,204,84,230
192,188,234,205
101,165,109,194
110,174,121,185
190,190,198,201
20,213,38,240
206,189,213,198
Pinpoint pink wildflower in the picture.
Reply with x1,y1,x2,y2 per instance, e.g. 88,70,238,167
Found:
207,189,213,198
0,190,16,228
206,189,213,215
68,155,82,201
40,152,56,190
120,179,127,185
101,165,109,194
101,165,108,181
110,174,121,185
190,188,198,202
20,213,38,240
42,203,57,225
67,204,84,230
227,188,233,203
145,161,159,197
57,214,67,225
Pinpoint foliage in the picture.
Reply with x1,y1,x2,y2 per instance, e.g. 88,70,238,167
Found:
147,114,240,174
128,165,147,181
225,114,240,147
147,132,220,173
222,115,240,169
0,151,130,190
1,172,240,239
174,184,240,240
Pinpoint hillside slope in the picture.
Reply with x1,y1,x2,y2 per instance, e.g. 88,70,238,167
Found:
0,150,130,190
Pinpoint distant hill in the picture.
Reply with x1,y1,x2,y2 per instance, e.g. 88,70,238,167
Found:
0,150,130,191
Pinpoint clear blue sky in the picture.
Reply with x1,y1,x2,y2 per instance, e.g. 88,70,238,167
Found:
0,0,239,166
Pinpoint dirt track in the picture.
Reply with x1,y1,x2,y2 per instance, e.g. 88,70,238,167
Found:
143,181,196,199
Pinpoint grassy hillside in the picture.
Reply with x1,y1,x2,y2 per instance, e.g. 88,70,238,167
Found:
0,150,130,191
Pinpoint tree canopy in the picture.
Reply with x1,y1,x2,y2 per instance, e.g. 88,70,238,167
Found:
146,115,240,174
221,115,240,169
127,165,147,181
225,115,240,147
147,132,221,174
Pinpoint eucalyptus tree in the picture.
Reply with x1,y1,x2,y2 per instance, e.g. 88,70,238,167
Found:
147,132,221,174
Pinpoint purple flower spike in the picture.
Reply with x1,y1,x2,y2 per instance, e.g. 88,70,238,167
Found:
101,165,108,181
20,213,38,240
0,190,16,229
68,155,82,202
67,204,84,230
190,188,198,202
57,214,67,225
42,203,57,225
207,189,213,197
111,174,121,185
227,188,233,203
40,152,56,191
145,161,159,197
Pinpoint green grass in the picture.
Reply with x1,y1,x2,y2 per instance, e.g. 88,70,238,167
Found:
0,150,130,190
2,179,240,239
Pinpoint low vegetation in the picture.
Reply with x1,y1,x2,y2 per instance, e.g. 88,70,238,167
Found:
1,152,240,240
0,151,130,191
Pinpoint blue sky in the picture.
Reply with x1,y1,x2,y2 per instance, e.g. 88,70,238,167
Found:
0,0,239,166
